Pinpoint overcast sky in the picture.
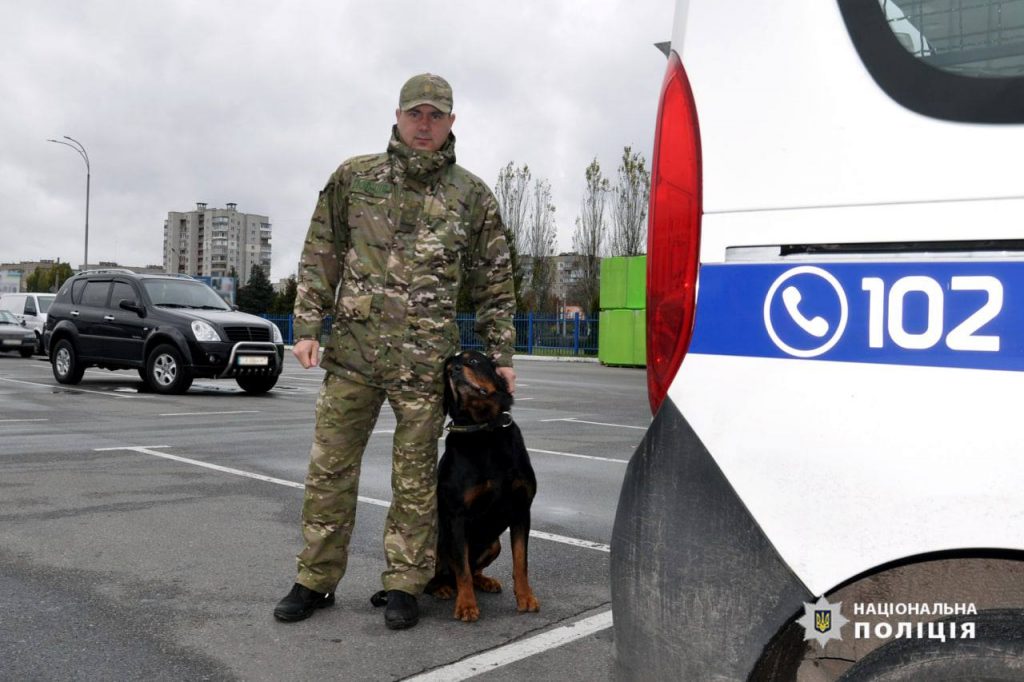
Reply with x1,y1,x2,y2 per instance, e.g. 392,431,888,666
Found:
1,1,670,282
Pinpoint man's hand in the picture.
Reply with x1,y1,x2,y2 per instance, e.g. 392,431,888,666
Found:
496,366,516,394
292,338,320,369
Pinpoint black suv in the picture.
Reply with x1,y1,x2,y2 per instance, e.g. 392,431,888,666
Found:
44,270,285,394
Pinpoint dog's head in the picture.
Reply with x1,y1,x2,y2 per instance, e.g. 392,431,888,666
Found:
443,350,513,424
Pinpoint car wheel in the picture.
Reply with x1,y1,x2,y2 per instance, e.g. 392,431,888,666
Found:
51,339,85,384
19,347,33,358
146,344,193,395
236,375,278,395
35,331,44,356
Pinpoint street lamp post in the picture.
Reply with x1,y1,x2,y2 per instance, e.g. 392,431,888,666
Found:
47,136,90,270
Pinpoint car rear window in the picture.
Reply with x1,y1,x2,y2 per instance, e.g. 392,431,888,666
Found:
37,296,54,313
840,0,1024,121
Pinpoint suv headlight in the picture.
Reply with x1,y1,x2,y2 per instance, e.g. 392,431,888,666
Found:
270,323,283,344
191,320,221,342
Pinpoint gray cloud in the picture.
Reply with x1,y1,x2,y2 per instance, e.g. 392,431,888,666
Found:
0,0,670,280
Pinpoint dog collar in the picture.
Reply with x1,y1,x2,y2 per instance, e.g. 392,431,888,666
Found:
445,412,514,433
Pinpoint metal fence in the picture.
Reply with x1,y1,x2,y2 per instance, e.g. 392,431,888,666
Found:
261,312,599,357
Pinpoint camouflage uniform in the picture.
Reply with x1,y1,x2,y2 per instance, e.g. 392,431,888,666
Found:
292,126,516,595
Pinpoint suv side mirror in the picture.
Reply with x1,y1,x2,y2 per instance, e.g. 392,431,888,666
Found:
119,299,146,317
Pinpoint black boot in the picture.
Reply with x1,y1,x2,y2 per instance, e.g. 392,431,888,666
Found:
273,583,335,622
384,589,419,630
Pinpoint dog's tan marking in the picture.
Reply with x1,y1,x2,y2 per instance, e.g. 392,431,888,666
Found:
511,531,539,613
463,481,494,507
453,544,480,622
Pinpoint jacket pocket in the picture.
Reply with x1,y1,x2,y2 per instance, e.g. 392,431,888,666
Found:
335,292,373,321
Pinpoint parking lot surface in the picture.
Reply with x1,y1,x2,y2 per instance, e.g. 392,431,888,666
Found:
0,353,648,681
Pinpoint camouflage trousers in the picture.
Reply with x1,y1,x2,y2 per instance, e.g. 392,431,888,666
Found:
295,371,443,595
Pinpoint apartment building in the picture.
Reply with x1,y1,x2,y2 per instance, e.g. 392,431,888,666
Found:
163,202,272,281
519,252,591,307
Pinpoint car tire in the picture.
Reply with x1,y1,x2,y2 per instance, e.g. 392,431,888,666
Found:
837,609,1024,681
34,331,44,356
19,347,33,358
236,375,278,395
51,339,85,385
145,344,193,395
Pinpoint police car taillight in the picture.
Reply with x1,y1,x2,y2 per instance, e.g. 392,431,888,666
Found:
647,51,702,415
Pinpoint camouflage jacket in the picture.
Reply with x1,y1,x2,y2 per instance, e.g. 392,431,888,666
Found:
293,127,516,389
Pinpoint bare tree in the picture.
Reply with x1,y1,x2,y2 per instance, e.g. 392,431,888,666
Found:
610,146,650,256
493,162,532,311
571,158,610,313
523,178,557,311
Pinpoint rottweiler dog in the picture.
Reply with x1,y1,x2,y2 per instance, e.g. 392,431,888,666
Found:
426,349,540,622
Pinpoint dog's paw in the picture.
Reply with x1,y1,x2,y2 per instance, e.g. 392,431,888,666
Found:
454,599,480,622
432,585,455,600
515,591,540,613
473,574,503,593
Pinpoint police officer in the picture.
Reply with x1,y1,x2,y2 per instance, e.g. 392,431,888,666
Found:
274,73,517,630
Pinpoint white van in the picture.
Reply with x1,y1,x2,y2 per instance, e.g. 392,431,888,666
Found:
611,0,1024,679
0,292,56,354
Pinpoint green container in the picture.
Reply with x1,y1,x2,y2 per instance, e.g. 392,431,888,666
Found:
600,257,628,310
633,308,647,365
599,309,636,365
626,256,647,310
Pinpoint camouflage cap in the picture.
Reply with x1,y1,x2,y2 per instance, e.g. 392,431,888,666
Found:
399,73,453,114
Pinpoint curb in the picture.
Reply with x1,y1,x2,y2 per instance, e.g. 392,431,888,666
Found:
512,354,600,364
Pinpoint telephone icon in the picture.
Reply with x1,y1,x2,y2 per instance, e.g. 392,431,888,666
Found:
782,286,829,338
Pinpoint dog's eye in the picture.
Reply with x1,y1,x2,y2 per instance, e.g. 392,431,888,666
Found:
478,388,488,395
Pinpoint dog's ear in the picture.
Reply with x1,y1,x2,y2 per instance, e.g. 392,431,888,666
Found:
489,357,515,411
493,367,510,394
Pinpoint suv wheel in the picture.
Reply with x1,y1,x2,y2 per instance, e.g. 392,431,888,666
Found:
146,344,193,395
236,375,278,395
51,339,85,384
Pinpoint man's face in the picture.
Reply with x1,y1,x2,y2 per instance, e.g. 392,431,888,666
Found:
395,104,455,152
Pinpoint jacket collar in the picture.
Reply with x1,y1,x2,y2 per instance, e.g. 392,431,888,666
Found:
388,126,456,181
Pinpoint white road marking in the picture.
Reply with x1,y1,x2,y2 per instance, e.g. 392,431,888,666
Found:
0,418,50,423
93,445,608,549
158,410,262,417
529,530,609,552
528,448,628,465
0,376,137,399
540,417,647,430
277,374,326,384
406,610,614,681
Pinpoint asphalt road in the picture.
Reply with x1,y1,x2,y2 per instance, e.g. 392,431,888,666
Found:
0,352,649,681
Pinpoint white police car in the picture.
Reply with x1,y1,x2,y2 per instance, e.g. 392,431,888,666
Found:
611,1,1024,679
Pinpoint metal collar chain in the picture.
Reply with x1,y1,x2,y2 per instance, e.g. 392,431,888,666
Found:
445,411,514,433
